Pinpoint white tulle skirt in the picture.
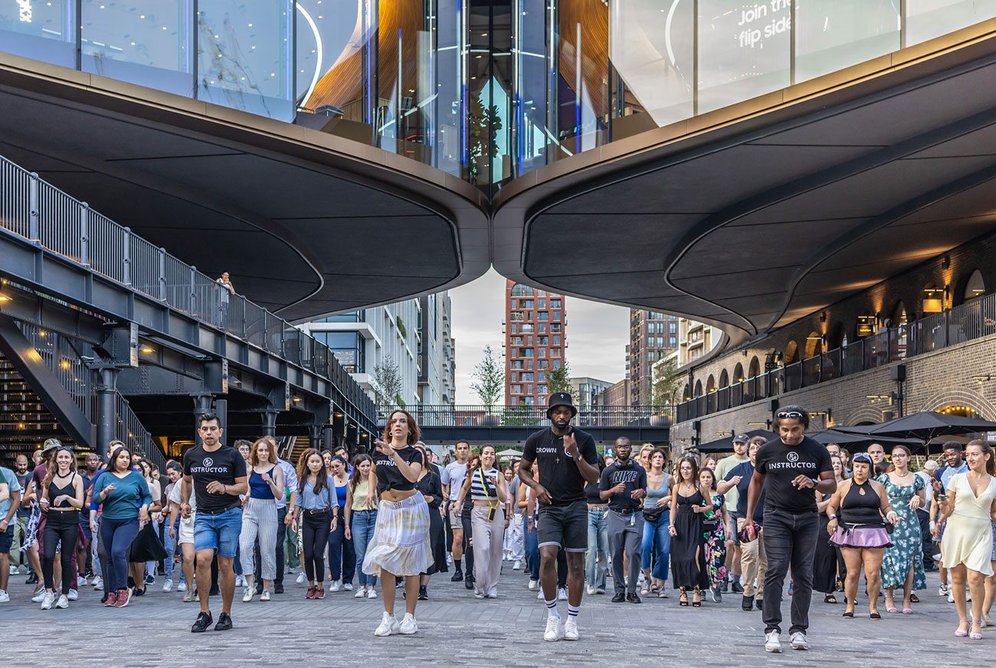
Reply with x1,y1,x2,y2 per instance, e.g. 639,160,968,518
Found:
362,493,432,577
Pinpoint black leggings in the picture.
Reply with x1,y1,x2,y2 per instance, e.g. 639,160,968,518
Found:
301,510,331,583
43,511,80,595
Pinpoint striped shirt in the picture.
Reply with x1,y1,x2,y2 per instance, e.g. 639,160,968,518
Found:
470,467,500,501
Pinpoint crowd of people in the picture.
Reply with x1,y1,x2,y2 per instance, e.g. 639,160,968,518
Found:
0,395,995,651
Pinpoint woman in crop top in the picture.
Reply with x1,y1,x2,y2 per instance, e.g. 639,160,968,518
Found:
345,454,378,598
238,436,283,603
826,452,899,619
364,410,432,637
38,446,85,610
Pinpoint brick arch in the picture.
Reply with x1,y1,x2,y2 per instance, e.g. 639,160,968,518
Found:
917,388,996,420
844,406,888,426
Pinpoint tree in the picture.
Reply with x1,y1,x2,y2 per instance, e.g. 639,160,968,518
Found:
471,345,504,409
373,356,405,408
651,356,683,409
546,360,572,396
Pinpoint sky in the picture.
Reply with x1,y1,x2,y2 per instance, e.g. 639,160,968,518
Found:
449,269,630,404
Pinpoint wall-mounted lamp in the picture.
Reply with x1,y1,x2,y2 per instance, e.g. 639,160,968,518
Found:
857,314,877,337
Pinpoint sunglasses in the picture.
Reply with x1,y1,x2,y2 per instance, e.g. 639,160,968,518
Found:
852,453,873,464
776,410,805,419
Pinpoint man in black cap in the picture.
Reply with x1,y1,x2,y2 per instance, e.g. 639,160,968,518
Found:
519,392,600,642
716,432,751,595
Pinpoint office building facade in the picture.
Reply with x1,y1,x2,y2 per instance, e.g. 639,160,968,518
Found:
504,280,567,406
628,310,680,407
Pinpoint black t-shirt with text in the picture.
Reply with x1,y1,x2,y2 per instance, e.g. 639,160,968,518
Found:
754,436,832,513
522,427,599,506
182,444,246,514
599,461,648,511
374,445,425,493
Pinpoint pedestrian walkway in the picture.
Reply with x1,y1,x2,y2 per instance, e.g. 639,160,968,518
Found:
2,566,983,666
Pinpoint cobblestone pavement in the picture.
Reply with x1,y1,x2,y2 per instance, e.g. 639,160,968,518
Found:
1,562,985,667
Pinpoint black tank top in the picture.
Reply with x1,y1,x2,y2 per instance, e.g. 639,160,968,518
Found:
840,480,884,526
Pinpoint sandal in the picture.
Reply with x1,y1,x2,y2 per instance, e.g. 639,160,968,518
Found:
679,588,688,606
909,593,919,603
902,608,913,615
870,612,882,619
970,624,983,640
842,610,854,618
691,589,702,607
824,593,837,604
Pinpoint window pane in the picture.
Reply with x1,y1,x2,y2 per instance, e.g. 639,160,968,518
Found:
81,1,193,97
197,0,294,120
697,0,791,114
907,0,996,45
0,0,75,67
794,0,899,82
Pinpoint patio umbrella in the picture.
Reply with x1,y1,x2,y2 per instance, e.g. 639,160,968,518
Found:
497,448,523,458
840,411,996,442
808,429,922,448
696,429,775,453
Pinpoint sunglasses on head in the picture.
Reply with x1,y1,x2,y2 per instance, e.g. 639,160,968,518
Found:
852,453,873,464
776,410,805,419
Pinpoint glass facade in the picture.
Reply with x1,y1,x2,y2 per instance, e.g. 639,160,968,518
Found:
2,0,993,191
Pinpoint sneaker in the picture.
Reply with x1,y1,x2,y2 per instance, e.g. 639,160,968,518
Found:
558,587,568,601
711,586,722,603
305,586,316,600
31,588,47,603
399,613,418,635
296,572,307,585
528,579,539,591
543,617,563,642
731,580,744,594
563,618,580,641
354,586,367,598
104,591,118,607
115,589,132,607
585,585,596,595
92,576,103,590
764,631,782,653
742,595,755,611
0,590,9,603
8,565,16,575
612,592,626,602
163,580,174,593
513,560,522,570
451,569,464,582
938,583,949,596
374,612,400,637
242,587,254,603
418,585,428,600
235,575,245,587
314,587,325,600
790,632,809,650
331,579,342,592
178,581,187,592
145,574,155,585
343,583,353,591
191,611,213,633
77,575,88,588
640,583,650,595
366,588,378,600
183,590,195,603
626,592,642,604
67,589,78,601
474,592,485,599
538,589,545,600
948,590,955,603
214,612,233,631
55,594,69,609
40,591,55,610
274,583,284,594
26,572,37,585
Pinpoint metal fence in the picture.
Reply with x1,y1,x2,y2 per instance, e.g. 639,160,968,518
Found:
0,154,375,423
16,322,96,422
677,291,996,422
387,405,674,429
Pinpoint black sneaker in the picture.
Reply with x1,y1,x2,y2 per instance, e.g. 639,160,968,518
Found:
755,598,763,611
418,585,428,601
26,573,38,585
450,569,464,582
209,585,220,596
742,595,754,611
611,592,626,603
720,580,729,593
732,580,744,594
255,583,263,595
191,611,213,633
464,577,475,590
626,593,642,604
214,612,233,631
274,583,284,594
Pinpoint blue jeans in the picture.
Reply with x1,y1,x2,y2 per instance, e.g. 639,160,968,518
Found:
585,507,609,590
328,506,356,583
163,518,176,581
351,510,378,587
99,517,139,592
524,513,540,580
193,507,242,557
641,510,671,582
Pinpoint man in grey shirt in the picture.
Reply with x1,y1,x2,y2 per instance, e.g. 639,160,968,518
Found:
599,437,647,603
440,441,471,581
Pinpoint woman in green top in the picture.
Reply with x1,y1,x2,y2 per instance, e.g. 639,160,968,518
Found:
92,444,151,608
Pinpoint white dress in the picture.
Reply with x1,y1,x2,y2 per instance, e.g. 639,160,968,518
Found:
940,473,996,575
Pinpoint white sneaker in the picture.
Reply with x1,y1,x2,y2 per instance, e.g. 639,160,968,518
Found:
8,565,16,575
343,583,353,591
331,579,342,592
528,579,539,591
585,585,595,595
544,617,563,642
399,613,418,635
92,576,103,590
55,594,69,609
354,586,367,598
77,575,88,587
374,612,400,637
563,618,579,641
242,587,254,603
235,575,245,587
640,583,650,595
296,573,307,585
366,588,378,599
40,591,55,610
67,589,78,601
790,632,809,650
177,581,187,592
558,587,568,601
0,590,9,603
948,590,955,603
260,590,271,602
513,560,522,570
32,589,47,603
537,589,545,600
764,631,782,653
938,584,949,596
163,580,173,593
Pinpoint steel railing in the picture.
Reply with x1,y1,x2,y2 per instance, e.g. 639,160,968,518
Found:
0,154,376,424
16,322,96,422
676,291,996,423
386,404,674,428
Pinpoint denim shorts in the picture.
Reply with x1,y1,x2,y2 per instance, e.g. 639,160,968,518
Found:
0,523,13,553
193,507,242,557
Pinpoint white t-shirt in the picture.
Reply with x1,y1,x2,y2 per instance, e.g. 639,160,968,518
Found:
168,479,197,531
440,460,469,501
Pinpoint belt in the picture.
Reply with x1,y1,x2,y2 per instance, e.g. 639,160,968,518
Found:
198,505,240,516
587,503,607,509
611,508,638,515
303,507,332,516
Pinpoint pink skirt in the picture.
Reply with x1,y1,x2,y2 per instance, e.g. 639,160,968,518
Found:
830,525,892,549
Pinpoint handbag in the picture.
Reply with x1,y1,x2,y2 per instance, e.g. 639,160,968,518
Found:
642,506,665,523
128,521,169,562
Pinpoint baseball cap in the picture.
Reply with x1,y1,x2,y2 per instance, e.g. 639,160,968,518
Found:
733,433,750,443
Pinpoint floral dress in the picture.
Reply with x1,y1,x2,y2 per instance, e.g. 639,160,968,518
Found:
878,473,926,591
702,493,728,590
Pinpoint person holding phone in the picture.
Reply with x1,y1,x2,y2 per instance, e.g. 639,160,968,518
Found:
457,445,509,599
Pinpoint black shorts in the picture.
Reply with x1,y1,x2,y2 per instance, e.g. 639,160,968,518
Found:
537,499,588,553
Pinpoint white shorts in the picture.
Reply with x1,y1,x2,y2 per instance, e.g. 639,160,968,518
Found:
178,517,195,545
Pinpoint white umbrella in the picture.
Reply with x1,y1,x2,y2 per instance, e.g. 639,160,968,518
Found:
497,448,523,457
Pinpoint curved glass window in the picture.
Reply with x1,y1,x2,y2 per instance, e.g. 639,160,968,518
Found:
0,0,75,67
794,0,900,82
